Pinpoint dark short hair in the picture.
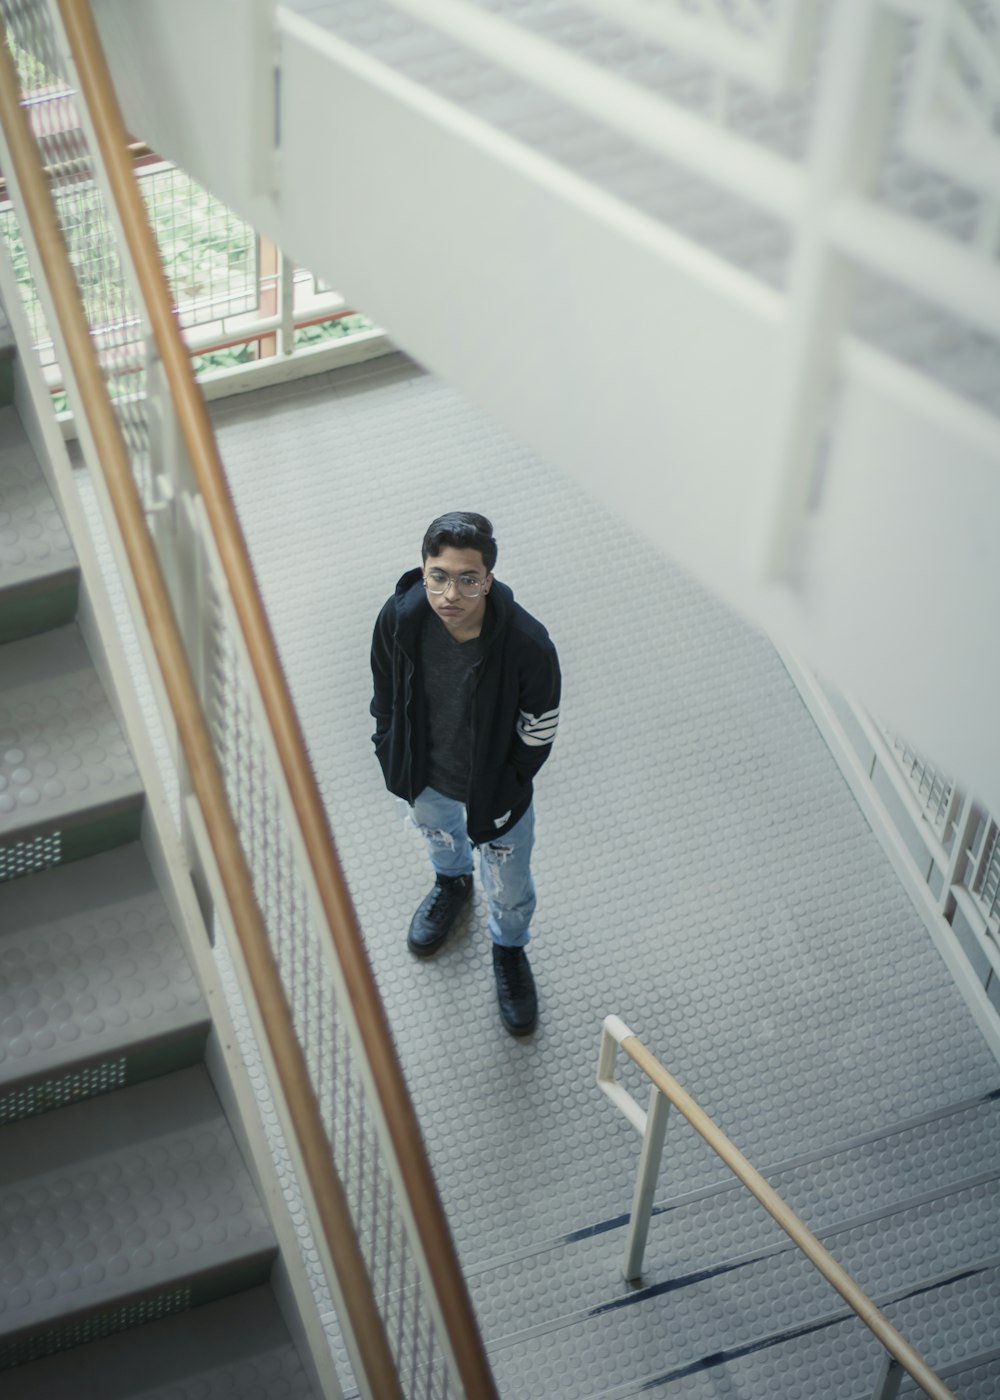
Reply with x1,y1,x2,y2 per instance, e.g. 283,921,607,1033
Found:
421,512,497,573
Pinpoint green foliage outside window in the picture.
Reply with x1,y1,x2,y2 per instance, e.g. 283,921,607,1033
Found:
293,314,374,349
1,160,374,395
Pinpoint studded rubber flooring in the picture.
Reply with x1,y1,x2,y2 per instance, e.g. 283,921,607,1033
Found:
0,404,74,595
207,353,1000,1397
0,625,142,844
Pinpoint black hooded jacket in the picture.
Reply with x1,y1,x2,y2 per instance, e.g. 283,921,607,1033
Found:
370,569,560,844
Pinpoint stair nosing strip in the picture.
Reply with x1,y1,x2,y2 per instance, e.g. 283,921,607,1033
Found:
0,1245,279,1350
0,791,144,844
0,566,80,597
0,1017,212,1096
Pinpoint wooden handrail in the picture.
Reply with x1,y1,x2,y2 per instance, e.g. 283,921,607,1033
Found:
53,3,497,1397
0,23,406,1400
610,1020,956,1400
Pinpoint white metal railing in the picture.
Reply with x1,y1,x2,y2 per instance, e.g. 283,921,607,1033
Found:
877,722,1000,948
778,646,1000,1071
883,732,957,839
597,1016,957,1400
971,819,1000,935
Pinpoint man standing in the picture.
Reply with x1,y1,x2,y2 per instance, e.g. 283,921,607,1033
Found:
370,512,560,1035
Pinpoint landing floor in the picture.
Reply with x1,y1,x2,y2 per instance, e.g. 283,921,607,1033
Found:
207,353,998,1396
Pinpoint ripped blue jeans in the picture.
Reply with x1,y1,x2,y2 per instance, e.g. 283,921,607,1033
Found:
406,786,536,948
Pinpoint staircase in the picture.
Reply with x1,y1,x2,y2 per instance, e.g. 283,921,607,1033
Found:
464,1090,1000,1397
0,397,322,1397
3,302,1000,1394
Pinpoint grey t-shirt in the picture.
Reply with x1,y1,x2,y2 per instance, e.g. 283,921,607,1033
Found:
421,608,483,801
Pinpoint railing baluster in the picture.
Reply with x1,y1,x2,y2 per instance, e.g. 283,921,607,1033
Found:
622,1086,670,1283
871,1354,904,1400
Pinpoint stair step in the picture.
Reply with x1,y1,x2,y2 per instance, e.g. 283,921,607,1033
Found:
0,622,144,876
898,1347,1000,1400
604,1264,1000,1398
471,1091,1000,1341
578,1262,1000,1399
0,405,78,641
484,1175,1000,1396
0,303,15,408
0,1065,277,1368
0,843,210,1123
1,1285,318,1399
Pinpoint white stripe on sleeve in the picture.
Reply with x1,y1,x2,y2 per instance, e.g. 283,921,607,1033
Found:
516,707,559,747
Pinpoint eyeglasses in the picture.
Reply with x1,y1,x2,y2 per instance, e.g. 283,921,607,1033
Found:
423,569,487,599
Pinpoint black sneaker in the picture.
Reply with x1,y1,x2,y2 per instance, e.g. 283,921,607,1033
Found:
492,944,538,1036
407,874,473,957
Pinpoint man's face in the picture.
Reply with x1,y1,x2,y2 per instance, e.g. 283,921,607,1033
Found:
422,546,492,636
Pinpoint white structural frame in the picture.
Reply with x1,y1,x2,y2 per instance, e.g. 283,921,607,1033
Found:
905,0,1000,198
90,0,1000,818
572,0,820,93
750,3,901,581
